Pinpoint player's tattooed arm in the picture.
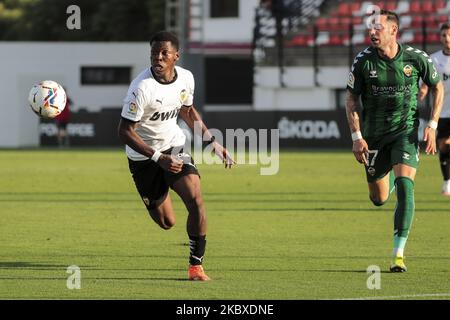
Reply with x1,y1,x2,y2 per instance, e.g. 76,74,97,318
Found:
179,106,235,168
345,90,369,165
345,90,362,134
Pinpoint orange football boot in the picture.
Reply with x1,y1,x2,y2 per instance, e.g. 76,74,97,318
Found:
188,265,211,281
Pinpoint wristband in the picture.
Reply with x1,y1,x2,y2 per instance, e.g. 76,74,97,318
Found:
427,120,438,130
151,150,162,162
351,131,363,142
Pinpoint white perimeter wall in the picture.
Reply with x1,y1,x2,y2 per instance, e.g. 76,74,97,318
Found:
0,42,149,147
201,0,259,43
253,66,349,110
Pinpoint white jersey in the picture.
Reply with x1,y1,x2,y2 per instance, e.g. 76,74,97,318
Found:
431,50,450,118
121,66,195,161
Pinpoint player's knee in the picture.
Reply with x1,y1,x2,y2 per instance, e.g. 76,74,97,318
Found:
438,141,447,152
369,195,387,207
184,195,204,212
155,216,175,230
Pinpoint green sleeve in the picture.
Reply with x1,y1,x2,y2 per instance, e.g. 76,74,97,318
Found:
419,54,440,87
347,58,364,95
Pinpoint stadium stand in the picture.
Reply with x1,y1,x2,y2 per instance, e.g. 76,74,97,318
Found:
284,0,449,47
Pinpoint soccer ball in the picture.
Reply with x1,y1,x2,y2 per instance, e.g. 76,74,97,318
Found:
28,80,66,119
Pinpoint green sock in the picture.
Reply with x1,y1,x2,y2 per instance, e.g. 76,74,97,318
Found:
393,177,415,257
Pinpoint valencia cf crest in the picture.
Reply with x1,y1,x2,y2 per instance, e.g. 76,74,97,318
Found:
403,65,413,77
180,89,188,104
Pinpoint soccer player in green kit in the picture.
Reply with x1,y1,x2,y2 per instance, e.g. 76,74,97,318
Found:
345,10,444,272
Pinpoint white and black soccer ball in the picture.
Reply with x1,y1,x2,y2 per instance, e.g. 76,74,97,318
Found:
28,80,67,119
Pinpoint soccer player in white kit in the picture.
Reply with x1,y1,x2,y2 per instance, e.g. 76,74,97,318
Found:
118,31,234,280
420,23,450,196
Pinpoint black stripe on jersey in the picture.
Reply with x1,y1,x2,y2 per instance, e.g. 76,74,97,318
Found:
384,59,399,134
121,116,139,123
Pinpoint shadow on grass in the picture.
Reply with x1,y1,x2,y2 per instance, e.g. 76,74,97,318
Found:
303,269,393,274
0,262,69,269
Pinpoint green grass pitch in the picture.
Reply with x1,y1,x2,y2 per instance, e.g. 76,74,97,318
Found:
0,149,449,300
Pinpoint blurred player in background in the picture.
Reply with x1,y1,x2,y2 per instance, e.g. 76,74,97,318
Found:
118,31,234,281
346,10,444,272
55,88,71,147
419,23,450,196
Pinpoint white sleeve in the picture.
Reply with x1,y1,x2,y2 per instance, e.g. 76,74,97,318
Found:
121,86,147,121
183,71,195,107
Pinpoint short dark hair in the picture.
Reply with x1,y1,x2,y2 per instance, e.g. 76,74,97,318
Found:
440,22,450,31
371,9,399,27
150,31,179,50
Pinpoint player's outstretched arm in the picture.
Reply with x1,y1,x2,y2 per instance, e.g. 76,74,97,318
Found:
118,118,182,173
345,90,369,165
179,105,235,168
423,80,444,155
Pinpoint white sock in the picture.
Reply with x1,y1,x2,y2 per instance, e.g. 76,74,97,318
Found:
392,248,404,257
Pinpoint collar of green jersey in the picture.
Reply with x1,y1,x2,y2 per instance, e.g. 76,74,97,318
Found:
375,43,403,62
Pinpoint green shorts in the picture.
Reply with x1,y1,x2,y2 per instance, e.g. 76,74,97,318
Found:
364,131,419,183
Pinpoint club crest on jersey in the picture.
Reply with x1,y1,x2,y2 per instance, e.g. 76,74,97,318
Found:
403,65,413,77
369,70,378,78
180,89,189,104
367,167,376,176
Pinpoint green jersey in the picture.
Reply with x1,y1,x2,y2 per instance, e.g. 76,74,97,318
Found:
347,44,440,140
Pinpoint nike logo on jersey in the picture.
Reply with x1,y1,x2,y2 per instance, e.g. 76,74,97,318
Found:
149,109,180,121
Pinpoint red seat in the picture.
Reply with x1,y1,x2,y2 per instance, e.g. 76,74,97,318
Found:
425,15,438,28
427,33,440,43
385,1,397,12
438,15,449,25
287,34,314,47
287,35,309,47
315,17,328,31
413,32,424,44
337,3,351,17
350,3,361,14
328,17,340,26
410,0,421,14
435,0,446,11
329,34,344,46
421,0,434,14
339,17,352,31
411,15,423,28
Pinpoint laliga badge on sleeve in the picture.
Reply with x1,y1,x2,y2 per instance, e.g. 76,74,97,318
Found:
348,72,355,89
